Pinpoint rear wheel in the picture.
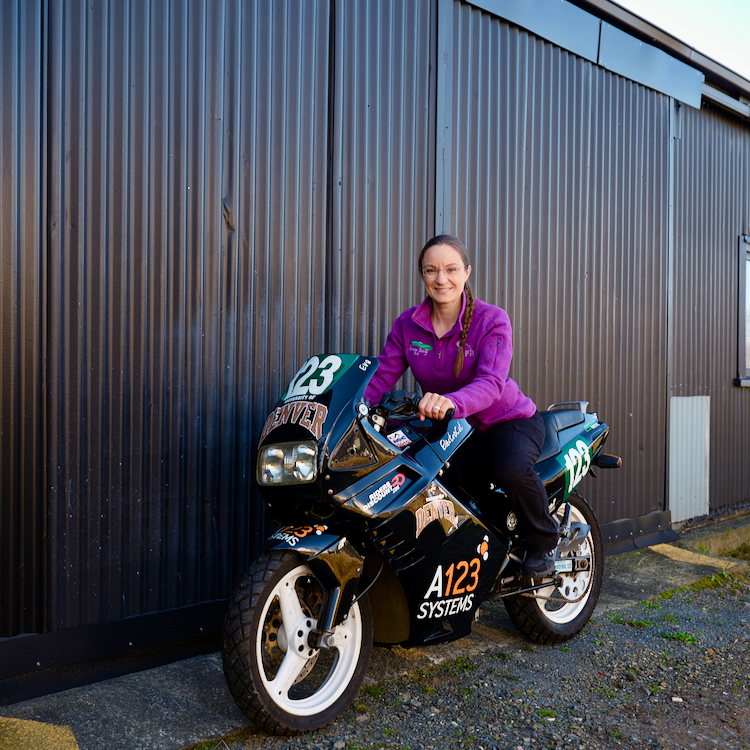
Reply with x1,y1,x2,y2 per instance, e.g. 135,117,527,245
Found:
504,492,603,644
222,551,373,735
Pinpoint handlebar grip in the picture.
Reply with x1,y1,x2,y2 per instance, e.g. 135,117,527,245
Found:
445,407,455,420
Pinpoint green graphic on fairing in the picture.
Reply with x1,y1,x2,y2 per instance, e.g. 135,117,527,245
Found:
555,435,593,500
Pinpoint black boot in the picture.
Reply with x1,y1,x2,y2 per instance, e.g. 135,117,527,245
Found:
522,548,556,578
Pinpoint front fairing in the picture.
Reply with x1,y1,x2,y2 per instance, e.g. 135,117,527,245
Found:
257,354,399,512
257,354,377,449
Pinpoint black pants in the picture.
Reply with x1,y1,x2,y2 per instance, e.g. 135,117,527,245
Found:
484,412,558,553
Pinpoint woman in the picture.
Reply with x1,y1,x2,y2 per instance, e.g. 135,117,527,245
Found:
363,234,558,578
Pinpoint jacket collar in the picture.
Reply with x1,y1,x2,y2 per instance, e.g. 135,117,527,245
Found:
411,292,467,338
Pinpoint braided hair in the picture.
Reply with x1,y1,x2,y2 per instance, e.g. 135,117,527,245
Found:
418,234,475,378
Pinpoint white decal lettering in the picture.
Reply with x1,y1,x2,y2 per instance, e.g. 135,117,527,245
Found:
424,566,444,599
362,473,406,510
439,422,464,451
416,594,475,620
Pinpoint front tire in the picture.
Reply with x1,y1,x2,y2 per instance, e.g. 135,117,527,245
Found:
222,551,373,735
504,492,603,644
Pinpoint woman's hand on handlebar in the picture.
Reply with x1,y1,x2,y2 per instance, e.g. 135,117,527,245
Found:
417,392,456,422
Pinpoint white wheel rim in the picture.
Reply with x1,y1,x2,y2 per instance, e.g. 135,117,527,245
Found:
256,563,363,716
534,502,595,624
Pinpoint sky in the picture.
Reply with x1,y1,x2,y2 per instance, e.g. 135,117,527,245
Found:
615,0,750,83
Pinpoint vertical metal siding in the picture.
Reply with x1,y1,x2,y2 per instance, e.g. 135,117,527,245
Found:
44,0,330,632
0,0,46,637
673,102,750,511
446,1,671,524
669,396,710,522
330,0,436,356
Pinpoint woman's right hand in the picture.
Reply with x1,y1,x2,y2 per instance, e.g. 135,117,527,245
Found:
417,392,455,421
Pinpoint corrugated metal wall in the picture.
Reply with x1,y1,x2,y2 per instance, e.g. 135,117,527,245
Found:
42,0,331,632
444,2,671,523
2,0,749,663
0,0,46,636
673,102,750,511
330,0,436,354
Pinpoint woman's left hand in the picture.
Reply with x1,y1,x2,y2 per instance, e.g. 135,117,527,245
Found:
417,392,456,421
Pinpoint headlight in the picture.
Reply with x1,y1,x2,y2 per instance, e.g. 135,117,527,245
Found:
257,441,318,485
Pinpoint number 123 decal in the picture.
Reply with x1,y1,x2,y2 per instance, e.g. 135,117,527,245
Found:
563,439,591,494
284,355,343,400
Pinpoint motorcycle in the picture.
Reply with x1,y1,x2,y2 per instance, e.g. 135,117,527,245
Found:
222,353,621,735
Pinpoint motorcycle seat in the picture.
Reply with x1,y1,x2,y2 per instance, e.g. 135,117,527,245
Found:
537,409,585,462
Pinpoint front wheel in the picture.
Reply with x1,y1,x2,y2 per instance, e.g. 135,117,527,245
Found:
504,492,603,644
222,551,373,735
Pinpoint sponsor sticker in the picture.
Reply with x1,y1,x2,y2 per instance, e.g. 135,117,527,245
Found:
415,484,459,538
416,538,489,620
270,524,327,547
362,473,406,511
387,429,412,449
258,401,329,444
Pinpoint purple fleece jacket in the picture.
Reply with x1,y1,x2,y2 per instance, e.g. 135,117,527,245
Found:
364,293,536,430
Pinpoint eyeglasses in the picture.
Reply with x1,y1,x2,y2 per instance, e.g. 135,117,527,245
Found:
420,265,468,278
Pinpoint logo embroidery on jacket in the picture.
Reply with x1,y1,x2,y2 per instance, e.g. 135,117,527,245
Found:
409,340,433,356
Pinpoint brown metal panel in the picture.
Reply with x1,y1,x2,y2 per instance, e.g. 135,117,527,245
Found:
0,0,46,637
446,1,671,524
44,0,331,631
673,102,750,512
330,0,436,356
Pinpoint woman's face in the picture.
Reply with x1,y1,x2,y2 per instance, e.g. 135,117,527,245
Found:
420,244,472,309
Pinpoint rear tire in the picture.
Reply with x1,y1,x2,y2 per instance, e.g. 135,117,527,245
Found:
504,492,603,644
222,551,373,735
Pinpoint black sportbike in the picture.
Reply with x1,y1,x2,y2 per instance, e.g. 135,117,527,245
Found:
222,354,621,734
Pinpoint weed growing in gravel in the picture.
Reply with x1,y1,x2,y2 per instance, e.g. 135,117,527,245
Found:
363,684,384,697
719,541,750,562
641,600,663,610
493,668,520,681
608,613,653,628
489,649,511,661
442,655,476,672
662,631,698,644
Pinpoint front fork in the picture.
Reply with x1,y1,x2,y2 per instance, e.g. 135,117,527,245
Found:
267,534,365,648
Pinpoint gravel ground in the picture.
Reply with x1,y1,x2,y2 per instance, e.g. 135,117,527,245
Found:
195,569,750,750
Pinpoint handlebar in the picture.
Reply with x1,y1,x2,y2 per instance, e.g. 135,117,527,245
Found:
379,390,421,415
378,390,455,421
